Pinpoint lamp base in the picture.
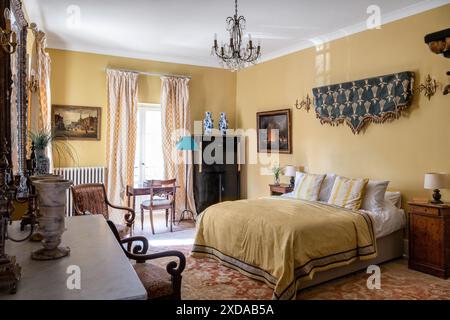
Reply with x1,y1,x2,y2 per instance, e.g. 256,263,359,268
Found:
290,177,295,189
431,189,444,204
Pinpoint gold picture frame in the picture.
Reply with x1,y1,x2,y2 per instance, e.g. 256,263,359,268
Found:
52,105,101,141
256,109,292,154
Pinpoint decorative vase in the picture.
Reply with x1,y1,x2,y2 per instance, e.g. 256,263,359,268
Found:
35,148,50,175
203,112,214,134
219,112,229,135
28,175,63,242
31,178,73,260
274,175,280,186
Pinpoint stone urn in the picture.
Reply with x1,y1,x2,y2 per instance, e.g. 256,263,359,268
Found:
31,178,73,260
28,175,63,242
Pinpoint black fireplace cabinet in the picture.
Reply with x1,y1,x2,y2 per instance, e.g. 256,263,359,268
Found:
193,135,243,215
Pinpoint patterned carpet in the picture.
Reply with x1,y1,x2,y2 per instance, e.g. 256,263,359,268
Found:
135,211,450,300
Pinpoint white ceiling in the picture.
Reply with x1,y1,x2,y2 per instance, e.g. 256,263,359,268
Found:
23,0,449,68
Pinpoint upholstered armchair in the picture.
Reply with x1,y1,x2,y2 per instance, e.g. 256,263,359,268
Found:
107,220,186,300
71,183,135,238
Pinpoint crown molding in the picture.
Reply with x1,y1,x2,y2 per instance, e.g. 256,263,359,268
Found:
44,0,449,69
260,0,450,64
47,42,222,69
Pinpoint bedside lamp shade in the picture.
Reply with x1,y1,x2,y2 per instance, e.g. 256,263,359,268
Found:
424,173,449,204
284,166,296,177
424,173,449,190
176,136,198,151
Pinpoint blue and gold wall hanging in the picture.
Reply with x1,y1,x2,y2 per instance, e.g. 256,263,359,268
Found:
312,71,415,134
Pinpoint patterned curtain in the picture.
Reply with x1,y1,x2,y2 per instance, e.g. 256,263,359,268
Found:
106,70,138,208
29,29,53,169
161,76,196,218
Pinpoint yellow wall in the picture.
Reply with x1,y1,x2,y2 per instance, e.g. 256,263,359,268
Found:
236,5,450,205
49,49,236,167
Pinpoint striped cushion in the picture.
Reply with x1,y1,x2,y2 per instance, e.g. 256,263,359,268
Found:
328,176,369,210
293,173,326,201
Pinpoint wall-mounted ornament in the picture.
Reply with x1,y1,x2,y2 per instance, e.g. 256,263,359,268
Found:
294,94,312,112
444,71,449,96
312,71,415,134
415,74,439,100
424,28,450,58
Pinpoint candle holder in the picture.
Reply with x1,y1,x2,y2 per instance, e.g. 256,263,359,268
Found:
1,8,18,54
0,141,35,294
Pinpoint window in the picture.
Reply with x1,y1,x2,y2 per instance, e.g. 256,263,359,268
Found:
134,103,164,184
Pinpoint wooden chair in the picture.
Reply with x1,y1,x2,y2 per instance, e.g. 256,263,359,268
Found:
140,179,176,234
71,183,135,239
107,220,185,300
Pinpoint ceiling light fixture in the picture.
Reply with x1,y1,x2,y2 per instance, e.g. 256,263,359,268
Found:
212,0,261,71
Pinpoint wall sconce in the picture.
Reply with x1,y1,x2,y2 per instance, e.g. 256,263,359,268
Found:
27,69,39,93
1,8,18,54
415,74,439,101
295,94,312,112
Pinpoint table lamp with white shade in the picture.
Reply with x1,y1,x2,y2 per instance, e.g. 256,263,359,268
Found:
424,173,450,204
284,166,297,188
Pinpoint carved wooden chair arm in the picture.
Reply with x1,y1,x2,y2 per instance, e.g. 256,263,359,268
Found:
107,201,136,226
119,236,149,254
131,250,186,277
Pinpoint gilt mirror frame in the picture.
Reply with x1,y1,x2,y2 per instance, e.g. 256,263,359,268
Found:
0,0,29,178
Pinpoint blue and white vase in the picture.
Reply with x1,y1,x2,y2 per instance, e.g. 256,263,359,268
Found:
203,112,214,134
35,148,50,175
219,112,229,135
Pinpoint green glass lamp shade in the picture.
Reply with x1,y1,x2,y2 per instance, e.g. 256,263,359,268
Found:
176,136,199,151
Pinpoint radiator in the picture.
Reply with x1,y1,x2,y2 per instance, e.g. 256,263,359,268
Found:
53,167,107,216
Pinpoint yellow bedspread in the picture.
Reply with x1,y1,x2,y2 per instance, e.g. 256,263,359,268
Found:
192,197,377,300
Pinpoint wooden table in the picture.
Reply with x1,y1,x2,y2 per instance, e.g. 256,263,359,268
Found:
269,184,293,196
1,215,147,300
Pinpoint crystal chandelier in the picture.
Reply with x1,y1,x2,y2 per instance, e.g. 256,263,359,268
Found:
212,0,261,71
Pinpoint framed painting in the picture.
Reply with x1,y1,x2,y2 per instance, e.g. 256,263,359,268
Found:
52,105,101,141
256,109,292,154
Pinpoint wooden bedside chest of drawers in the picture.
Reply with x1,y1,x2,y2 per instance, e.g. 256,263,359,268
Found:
408,202,450,278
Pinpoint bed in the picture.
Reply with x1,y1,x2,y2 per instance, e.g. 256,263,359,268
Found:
191,195,405,300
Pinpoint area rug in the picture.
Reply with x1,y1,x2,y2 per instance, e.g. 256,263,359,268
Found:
150,245,450,300
130,211,450,300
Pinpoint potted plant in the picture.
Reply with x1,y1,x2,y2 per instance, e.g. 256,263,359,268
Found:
29,128,77,175
272,165,284,186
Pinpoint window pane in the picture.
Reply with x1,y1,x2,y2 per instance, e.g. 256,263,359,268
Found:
135,105,164,184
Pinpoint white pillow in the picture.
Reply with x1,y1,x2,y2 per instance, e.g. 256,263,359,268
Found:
318,173,337,202
361,180,390,213
385,191,402,209
293,171,305,190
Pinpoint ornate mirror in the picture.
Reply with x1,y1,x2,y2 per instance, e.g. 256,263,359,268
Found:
1,0,30,193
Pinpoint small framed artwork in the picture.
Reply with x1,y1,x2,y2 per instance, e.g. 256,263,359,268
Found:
52,105,101,141
256,109,292,154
